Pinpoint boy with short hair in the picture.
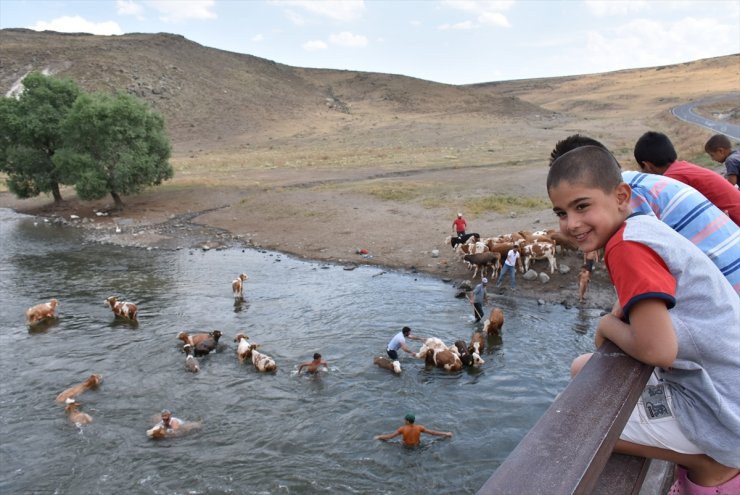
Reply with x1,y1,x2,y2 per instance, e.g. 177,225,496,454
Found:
298,353,329,374
705,134,740,186
548,145,739,492
550,134,740,295
374,413,452,446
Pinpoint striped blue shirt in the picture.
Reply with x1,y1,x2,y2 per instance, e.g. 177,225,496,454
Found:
623,171,740,294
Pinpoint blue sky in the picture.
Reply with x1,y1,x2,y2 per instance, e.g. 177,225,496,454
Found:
1,0,738,85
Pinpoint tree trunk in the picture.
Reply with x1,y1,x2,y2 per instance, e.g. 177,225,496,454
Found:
51,182,63,204
111,191,124,211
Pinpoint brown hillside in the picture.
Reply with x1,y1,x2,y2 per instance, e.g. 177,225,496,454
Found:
1,29,738,309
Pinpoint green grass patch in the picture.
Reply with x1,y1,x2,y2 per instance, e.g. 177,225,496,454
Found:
465,195,549,215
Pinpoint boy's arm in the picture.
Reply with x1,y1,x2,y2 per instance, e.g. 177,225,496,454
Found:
596,299,677,368
375,428,402,441
421,426,453,438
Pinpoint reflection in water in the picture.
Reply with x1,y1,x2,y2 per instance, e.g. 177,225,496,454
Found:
0,208,598,494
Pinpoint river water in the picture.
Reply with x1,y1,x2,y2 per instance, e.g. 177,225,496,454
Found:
0,208,600,494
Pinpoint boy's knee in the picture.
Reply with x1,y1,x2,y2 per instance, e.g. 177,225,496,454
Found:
570,353,593,378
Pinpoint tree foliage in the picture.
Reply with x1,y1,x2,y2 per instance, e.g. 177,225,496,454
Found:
0,72,81,202
55,91,173,209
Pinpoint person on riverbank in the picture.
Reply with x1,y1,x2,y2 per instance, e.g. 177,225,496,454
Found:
386,326,422,360
452,212,467,238
577,265,590,304
549,134,740,295
375,413,452,446
548,145,740,493
298,353,329,374
470,277,488,322
633,131,740,224
496,248,520,290
583,250,599,272
704,134,740,187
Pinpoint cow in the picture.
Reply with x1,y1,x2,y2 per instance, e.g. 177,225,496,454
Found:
26,298,59,324
373,356,402,374
234,333,253,363
251,348,277,372
469,332,485,356
232,273,249,300
431,349,463,371
483,307,504,335
104,296,138,321
183,344,200,373
64,398,93,426
178,331,218,348
55,374,102,403
520,241,558,274
453,340,484,367
548,230,579,253
193,330,223,357
463,251,502,280
446,233,480,248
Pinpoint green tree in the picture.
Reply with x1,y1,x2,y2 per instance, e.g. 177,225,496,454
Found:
0,72,81,203
55,91,173,210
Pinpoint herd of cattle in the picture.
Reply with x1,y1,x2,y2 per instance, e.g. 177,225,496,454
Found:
27,264,510,431
445,229,579,280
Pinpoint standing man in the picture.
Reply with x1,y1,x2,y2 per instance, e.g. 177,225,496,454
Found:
496,248,521,290
452,212,467,238
375,413,453,446
470,277,489,322
386,326,423,360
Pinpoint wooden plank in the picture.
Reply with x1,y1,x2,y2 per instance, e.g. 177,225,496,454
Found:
476,341,653,495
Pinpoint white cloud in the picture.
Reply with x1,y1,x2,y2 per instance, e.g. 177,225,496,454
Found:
272,0,366,22
116,0,143,16
146,0,217,23
303,40,328,50
28,16,123,35
440,0,512,29
329,31,368,47
585,0,649,17
252,34,264,42
438,20,475,30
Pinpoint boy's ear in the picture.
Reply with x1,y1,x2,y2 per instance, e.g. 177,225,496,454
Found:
615,182,632,210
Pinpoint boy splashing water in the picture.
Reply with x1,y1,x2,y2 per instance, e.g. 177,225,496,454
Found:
547,146,739,493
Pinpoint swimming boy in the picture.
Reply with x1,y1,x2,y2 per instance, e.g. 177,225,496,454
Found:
298,353,329,374
374,413,452,447
548,145,739,492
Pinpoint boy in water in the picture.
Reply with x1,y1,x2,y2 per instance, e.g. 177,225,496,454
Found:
577,265,590,304
375,413,452,447
298,353,329,374
548,145,739,492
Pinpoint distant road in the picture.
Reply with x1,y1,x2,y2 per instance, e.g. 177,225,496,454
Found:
671,93,740,140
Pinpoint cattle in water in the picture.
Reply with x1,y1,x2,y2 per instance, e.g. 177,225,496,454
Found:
232,273,249,300
105,296,138,321
56,374,102,403
373,356,401,374
26,298,59,324
483,307,504,335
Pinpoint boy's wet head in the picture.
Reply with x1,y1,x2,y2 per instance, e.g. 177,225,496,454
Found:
547,145,622,194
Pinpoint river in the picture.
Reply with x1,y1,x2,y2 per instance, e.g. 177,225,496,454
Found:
0,208,600,494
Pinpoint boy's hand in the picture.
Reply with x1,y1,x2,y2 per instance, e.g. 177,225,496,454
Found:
610,300,624,320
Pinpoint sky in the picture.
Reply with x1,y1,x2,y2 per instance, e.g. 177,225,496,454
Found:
1,0,738,85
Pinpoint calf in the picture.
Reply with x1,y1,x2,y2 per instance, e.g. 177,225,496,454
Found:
464,252,501,280
454,339,485,367
446,233,480,248
234,333,253,363
183,344,200,373
432,349,463,372
520,241,558,274
251,348,277,372
483,307,504,335
26,298,59,324
178,331,217,348
104,296,138,320
64,398,93,426
232,273,249,300
373,356,402,374
415,337,448,360
469,332,485,355
193,330,223,357
56,374,102,403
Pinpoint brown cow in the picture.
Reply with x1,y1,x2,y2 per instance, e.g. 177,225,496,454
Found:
483,307,504,335
105,296,138,320
26,298,59,324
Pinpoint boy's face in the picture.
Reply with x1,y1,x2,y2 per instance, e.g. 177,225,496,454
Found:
707,148,730,163
549,180,631,253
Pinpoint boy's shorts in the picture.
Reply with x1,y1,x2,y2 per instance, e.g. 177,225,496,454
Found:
619,374,702,455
